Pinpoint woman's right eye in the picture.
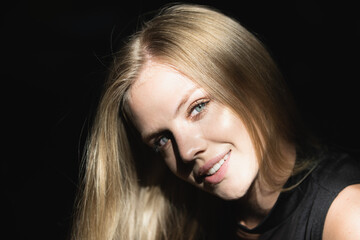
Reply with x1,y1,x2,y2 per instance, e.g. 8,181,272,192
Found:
154,135,170,152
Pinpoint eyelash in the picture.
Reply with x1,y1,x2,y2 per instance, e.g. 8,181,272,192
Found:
188,99,210,119
153,134,170,153
152,99,210,152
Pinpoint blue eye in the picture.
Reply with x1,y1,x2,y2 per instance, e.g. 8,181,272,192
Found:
190,101,208,117
158,136,169,146
154,135,170,152
195,102,206,112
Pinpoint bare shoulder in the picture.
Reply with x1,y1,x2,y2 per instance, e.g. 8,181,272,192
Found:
323,184,360,240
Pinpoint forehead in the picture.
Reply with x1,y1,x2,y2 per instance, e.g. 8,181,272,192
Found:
132,61,194,92
128,61,198,131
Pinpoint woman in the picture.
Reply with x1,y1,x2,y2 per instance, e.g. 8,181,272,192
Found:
72,4,360,240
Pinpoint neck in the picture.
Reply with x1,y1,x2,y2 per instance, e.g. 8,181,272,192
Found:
236,181,279,229
236,141,296,229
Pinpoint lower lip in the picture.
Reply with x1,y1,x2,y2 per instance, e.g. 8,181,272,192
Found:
204,151,230,184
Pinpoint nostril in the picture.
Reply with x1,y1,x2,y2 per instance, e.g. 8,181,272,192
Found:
171,126,207,163
183,148,205,163
177,138,206,163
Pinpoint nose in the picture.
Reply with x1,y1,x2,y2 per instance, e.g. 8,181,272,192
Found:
172,123,207,163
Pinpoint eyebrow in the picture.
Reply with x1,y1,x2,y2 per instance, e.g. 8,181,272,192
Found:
142,87,198,144
143,130,164,145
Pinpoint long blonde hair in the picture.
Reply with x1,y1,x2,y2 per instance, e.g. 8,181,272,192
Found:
72,4,310,239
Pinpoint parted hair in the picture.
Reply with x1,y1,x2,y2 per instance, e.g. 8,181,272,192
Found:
72,4,312,240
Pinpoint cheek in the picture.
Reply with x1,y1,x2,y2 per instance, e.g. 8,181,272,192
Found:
161,148,182,177
200,105,245,141
163,155,176,173
162,148,194,181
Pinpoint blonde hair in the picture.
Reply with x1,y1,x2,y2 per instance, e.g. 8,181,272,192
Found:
72,4,311,239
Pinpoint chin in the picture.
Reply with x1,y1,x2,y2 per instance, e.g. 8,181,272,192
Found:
210,183,249,201
216,190,246,201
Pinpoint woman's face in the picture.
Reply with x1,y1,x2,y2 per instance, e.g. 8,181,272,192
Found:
128,61,259,200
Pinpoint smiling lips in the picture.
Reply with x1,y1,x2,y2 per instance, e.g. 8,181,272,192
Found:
206,152,230,175
198,150,231,183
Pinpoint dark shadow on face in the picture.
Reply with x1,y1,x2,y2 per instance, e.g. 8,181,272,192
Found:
169,133,198,181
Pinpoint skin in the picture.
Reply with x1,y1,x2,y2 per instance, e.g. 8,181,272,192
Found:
323,184,360,240
128,61,259,201
127,60,360,237
128,60,294,228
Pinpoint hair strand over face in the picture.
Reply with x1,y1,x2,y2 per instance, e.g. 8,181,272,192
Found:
72,4,313,240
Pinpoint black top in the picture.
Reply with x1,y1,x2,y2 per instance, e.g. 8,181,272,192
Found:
236,152,360,239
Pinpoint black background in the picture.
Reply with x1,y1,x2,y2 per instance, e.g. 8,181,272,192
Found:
2,0,359,239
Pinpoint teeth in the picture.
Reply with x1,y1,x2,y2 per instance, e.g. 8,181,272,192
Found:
206,153,229,176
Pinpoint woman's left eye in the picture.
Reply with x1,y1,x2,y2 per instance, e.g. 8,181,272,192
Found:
190,100,209,117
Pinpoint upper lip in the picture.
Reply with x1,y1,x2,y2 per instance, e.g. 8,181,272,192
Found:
197,150,231,176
